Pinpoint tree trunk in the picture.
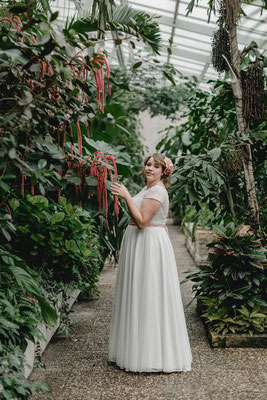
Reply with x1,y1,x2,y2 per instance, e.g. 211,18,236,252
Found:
228,24,260,226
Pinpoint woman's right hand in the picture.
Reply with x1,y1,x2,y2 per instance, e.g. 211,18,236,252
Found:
110,182,130,200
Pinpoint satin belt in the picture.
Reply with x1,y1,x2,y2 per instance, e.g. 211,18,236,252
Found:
128,220,169,235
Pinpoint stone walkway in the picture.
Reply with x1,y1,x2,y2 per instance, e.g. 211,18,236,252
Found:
30,226,267,400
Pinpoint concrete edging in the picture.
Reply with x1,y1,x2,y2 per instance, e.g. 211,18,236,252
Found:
196,299,267,348
184,222,216,266
23,289,81,378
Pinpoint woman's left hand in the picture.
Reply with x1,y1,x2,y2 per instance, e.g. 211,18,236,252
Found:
110,182,130,200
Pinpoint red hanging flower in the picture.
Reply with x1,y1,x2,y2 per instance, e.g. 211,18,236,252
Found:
86,152,119,220
90,53,111,113
75,119,83,156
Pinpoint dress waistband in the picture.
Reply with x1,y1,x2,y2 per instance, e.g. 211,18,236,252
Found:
128,220,169,234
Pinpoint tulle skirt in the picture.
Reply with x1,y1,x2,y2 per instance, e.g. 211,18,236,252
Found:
108,225,192,373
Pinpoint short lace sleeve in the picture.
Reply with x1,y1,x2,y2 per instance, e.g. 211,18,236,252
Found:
144,186,166,204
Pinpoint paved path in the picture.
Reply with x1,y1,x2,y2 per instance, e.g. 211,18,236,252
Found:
30,226,266,400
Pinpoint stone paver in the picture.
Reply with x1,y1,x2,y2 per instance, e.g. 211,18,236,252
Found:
30,226,267,400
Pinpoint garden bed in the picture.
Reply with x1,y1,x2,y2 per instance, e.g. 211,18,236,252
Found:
196,299,267,348
184,222,216,266
23,289,80,378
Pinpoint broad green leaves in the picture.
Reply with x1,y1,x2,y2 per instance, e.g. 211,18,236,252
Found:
51,212,65,224
208,147,221,162
0,250,58,326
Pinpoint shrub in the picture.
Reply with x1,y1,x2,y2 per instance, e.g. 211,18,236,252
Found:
183,223,267,335
0,343,49,400
4,195,102,292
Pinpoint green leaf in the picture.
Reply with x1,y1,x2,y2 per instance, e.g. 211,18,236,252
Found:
0,316,19,330
65,239,78,252
65,176,82,185
1,228,11,241
50,11,59,22
8,148,17,159
108,77,130,91
38,159,47,169
250,130,267,142
16,386,27,396
0,180,10,192
39,182,45,195
163,71,176,86
208,147,221,162
37,297,58,326
212,225,226,237
9,198,20,210
9,266,40,297
27,195,49,207
115,123,133,136
0,49,29,64
86,176,98,186
9,3,28,14
18,91,33,106
51,212,65,224
254,298,267,307
133,61,142,69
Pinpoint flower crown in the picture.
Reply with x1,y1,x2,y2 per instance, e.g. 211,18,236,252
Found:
164,157,174,176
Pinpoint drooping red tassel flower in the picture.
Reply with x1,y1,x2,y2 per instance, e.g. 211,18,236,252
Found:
69,123,74,160
85,120,90,139
87,152,119,220
90,53,111,113
0,11,22,32
75,119,83,156
105,155,119,216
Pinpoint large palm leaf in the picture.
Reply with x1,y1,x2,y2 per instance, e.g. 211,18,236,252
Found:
67,4,162,54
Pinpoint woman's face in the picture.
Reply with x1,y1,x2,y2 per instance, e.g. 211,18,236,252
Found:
144,157,163,185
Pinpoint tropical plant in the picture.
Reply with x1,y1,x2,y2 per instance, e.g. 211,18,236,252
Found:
111,59,198,120
76,0,161,54
197,297,266,336
2,195,102,291
157,81,236,156
182,222,267,335
0,273,43,345
0,0,161,213
181,203,216,238
0,248,57,398
158,77,266,228
0,343,49,400
168,150,237,227
97,199,130,268
0,248,58,331
186,0,267,226
0,0,162,397
0,0,153,269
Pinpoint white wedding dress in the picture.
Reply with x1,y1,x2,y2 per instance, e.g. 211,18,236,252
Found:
108,184,192,372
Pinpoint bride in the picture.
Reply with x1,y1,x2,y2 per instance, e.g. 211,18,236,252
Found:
108,152,192,373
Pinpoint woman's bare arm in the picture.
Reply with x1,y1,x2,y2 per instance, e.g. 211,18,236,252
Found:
110,182,161,229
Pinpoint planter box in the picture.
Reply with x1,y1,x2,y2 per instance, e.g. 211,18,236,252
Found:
184,222,216,266
23,289,80,378
196,299,267,348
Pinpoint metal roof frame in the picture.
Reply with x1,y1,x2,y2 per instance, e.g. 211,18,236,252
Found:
51,0,267,85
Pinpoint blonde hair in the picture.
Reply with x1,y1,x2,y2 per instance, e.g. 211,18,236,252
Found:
143,152,171,188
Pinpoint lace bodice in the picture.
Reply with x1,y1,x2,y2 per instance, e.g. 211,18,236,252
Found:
132,184,169,225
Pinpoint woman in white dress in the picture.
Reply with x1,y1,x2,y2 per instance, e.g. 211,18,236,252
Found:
108,153,192,373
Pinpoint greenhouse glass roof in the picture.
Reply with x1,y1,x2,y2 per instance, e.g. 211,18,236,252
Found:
51,0,267,88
